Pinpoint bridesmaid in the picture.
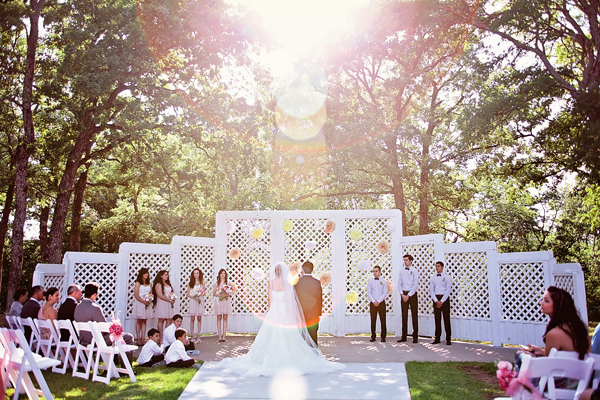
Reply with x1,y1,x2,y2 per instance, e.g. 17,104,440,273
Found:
213,269,236,343
38,287,60,340
133,267,152,346
153,270,175,337
186,268,205,343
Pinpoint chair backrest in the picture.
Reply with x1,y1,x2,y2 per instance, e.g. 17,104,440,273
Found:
72,321,94,347
53,319,78,344
36,318,59,343
520,354,595,400
548,348,580,359
6,316,16,329
585,353,600,389
89,321,111,350
7,328,41,368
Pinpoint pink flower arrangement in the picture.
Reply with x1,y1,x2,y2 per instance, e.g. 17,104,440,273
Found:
496,360,542,399
497,361,518,391
109,311,124,343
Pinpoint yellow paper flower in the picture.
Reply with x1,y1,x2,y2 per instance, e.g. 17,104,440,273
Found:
345,291,359,304
251,228,265,239
348,228,363,241
228,247,241,260
282,219,294,232
319,273,331,286
289,261,302,275
324,220,336,234
376,240,391,254
386,279,393,294
288,273,300,286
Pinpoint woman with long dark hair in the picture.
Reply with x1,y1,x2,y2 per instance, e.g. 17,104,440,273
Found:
213,269,236,342
153,270,176,337
133,267,152,345
38,287,60,340
186,268,205,343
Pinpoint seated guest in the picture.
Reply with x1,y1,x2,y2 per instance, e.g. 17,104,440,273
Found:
166,329,199,368
581,388,600,400
7,288,28,317
137,328,165,367
57,284,83,341
21,285,44,342
74,282,135,364
163,314,195,352
592,320,599,354
38,287,60,340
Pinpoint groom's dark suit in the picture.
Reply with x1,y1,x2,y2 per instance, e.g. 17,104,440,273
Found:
295,274,322,346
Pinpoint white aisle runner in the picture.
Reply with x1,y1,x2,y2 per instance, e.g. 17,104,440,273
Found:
178,362,411,400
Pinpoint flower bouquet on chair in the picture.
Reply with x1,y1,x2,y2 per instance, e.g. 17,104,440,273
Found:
109,311,125,345
166,292,177,308
497,361,542,400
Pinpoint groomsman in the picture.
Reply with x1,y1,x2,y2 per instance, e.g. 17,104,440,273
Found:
367,266,387,342
397,254,419,343
429,261,452,345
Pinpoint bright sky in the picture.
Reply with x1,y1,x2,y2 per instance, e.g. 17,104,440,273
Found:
226,0,369,78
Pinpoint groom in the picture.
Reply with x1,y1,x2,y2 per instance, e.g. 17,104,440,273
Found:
295,261,322,346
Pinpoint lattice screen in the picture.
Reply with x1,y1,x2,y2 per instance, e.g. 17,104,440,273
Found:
444,252,491,319
400,243,436,315
225,219,272,314
284,218,333,313
500,262,545,322
179,245,215,315
74,262,119,315
554,275,575,298
43,274,65,309
345,218,394,314
126,253,172,318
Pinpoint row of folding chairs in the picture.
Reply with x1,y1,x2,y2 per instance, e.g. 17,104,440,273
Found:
495,349,600,400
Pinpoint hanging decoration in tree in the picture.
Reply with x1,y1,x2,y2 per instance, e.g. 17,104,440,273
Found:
282,219,294,232
324,220,336,234
376,240,391,254
348,228,363,241
357,260,372,272
251,228,264,239
228,248,241,260
226,221,236,235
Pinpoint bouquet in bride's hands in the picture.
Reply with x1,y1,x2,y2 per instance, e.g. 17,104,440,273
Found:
166,292,177,308
217,284,234,301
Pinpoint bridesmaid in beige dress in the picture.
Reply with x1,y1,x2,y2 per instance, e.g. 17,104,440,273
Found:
186,268,205,343
152,270,175,337
213,269,236,343
133,267,152,345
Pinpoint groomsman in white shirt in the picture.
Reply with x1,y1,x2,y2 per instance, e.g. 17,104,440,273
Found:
397,254,419,343
429,261,452,345
367,266,388,342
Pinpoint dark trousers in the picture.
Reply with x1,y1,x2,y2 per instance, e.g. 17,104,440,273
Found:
167,358,195,368
433,295,451,341
165,341,195,354
369,300,387,339
139,354,165,367
307,323,319,346
401,291,418,339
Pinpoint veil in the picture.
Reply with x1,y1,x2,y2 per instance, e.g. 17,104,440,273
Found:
268,262,321,355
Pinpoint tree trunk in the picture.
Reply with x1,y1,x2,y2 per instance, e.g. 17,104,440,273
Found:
69,166,89,252
0,177,15,297
39,206,50,262
384,135,407,235
7,0,45,312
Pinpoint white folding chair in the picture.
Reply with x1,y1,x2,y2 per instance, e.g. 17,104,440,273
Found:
34,318,57,358
585,353,600,390
52,320,78,374
0,328,8,390
72,321,95,379
6,316,19,330
19,317,40,352
2,328,61,400
522,354,594,400
89,321,138,384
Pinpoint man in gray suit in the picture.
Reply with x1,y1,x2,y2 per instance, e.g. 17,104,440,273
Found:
294,261,322,346
74,282,135,365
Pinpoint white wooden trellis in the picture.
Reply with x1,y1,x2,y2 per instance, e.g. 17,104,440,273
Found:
32,209,588,346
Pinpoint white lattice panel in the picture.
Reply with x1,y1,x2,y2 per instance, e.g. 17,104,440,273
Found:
179,244,215,315
500,262,545,322
74,262,119,315
284,219,333,313
444,252,491,319
226,219,272,314
126,253,172,318
43,275,65,293
554,275,575,298
400,243,436,315
345,218,394,315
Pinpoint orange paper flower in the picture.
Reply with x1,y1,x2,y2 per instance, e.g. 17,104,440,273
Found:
386,279,393,294
228,247,241,260
319,273,331,286
376,240,390,254
289,261,302,275
324,220,336,234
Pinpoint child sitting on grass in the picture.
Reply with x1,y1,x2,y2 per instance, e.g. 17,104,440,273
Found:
166,328,201,368
137,328,165,367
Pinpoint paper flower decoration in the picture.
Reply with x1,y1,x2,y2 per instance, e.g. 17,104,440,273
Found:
376,240,391,254
305,241,316,251
288,273,300,286
345,291,359,304
289,261,302,275
228,247,241,260
386,220,396,235
319,273,331,286
357,259,371,272
251,228,265,239
386,279,393,294
282,219,294,232
324,220,336,234
251,268,265,280
348,228,363,241
226,221,236,235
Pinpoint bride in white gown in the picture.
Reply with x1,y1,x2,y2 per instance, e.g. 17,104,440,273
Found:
216,262,345,377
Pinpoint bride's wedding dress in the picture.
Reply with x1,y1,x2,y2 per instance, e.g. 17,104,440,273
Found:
216,263,345,377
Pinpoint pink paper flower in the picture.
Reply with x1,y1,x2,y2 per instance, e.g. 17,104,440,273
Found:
319,273,331,286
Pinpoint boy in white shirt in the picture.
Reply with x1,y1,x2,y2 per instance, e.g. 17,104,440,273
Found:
163,314,195,352
137,328,165,367
166,328,200,368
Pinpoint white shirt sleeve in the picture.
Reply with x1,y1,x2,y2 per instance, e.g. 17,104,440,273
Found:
430,276,437,302
163,324,176,347
367,280,375,303
165,340,190,364
408,268,419,297
441,274,452,303
137,340,164,365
